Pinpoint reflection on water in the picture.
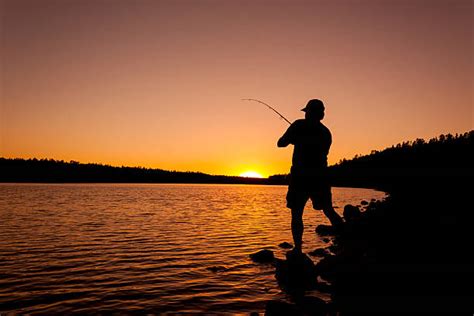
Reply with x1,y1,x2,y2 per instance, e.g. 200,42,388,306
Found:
0,183,385,313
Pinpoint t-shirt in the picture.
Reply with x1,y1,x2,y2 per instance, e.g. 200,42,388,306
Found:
280,119,332,171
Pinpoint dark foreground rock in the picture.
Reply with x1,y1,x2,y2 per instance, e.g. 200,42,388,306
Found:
308,248,329,257
265,297,327,316
264,300,300,316
342,204,361,222
261,171,474,314
275,251,318,293
315,224,341,236
315,178,474,313
249,249,275,263
278,242,293,249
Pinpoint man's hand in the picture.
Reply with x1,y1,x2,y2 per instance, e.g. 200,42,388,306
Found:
277,136,290,147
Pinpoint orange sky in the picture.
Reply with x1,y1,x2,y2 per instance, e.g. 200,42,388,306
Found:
1,0,472,177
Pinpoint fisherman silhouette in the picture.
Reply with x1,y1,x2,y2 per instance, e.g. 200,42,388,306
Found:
278,99,344,254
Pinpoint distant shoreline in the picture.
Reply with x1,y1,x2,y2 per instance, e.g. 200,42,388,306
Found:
0,181,283,185
0,157,286,186
2,130,472,189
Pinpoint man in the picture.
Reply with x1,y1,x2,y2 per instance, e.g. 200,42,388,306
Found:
278,99,344,253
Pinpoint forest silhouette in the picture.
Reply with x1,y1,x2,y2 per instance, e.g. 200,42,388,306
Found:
1,130,472,185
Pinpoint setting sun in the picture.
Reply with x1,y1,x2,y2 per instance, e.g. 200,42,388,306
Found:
239,171,264,178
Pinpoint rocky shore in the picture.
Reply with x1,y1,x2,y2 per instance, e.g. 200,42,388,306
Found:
251,176,473,315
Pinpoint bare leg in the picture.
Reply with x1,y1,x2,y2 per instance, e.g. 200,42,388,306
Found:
323,206,344,228
291,207,304,253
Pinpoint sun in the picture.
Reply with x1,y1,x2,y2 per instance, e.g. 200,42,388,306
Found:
239,171,264,178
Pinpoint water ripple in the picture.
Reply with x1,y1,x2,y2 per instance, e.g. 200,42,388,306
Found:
0,183,385,313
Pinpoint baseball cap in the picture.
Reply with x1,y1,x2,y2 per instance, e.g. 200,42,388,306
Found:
301,99,325,112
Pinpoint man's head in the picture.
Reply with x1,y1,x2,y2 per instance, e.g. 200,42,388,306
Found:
302,99,325,121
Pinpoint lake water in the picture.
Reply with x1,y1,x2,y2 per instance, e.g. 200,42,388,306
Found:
0,183,385,314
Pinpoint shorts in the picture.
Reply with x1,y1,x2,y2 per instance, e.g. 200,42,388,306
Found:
286,173,332,210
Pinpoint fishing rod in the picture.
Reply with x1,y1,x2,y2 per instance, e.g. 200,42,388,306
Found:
241,98,291,125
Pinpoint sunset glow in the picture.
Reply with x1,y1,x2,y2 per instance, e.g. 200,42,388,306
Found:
239,171,264,179
1,0,472,176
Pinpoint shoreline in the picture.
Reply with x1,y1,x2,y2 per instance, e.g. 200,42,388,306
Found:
260,174,473,314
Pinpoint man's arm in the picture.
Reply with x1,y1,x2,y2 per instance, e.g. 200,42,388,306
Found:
277,123,295,147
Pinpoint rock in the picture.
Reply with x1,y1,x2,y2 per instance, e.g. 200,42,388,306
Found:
315,279,332,293
343,204,362,222
361,200,369,205
314,255,339,282
250,249,275,263
298,296,327,316
327,244,341,254
265,297,327,316
275,252,318,292
315,224,338,236
278,242,293,249
265,300,300,316
308,248,329,257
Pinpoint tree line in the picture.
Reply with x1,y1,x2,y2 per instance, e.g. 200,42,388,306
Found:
0,158,269,184
329,130,473,189
1,130,472,187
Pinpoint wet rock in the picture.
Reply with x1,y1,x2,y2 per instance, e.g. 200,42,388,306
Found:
278,242,293,249
275,252,318,293
315,224,338,236
250,249,275,263
308,248,329,257
361,200,369,205
265,300,300,316
343,204,362,222
327,244,342,254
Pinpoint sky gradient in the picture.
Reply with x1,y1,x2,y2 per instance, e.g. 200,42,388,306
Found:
1,0,472,176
